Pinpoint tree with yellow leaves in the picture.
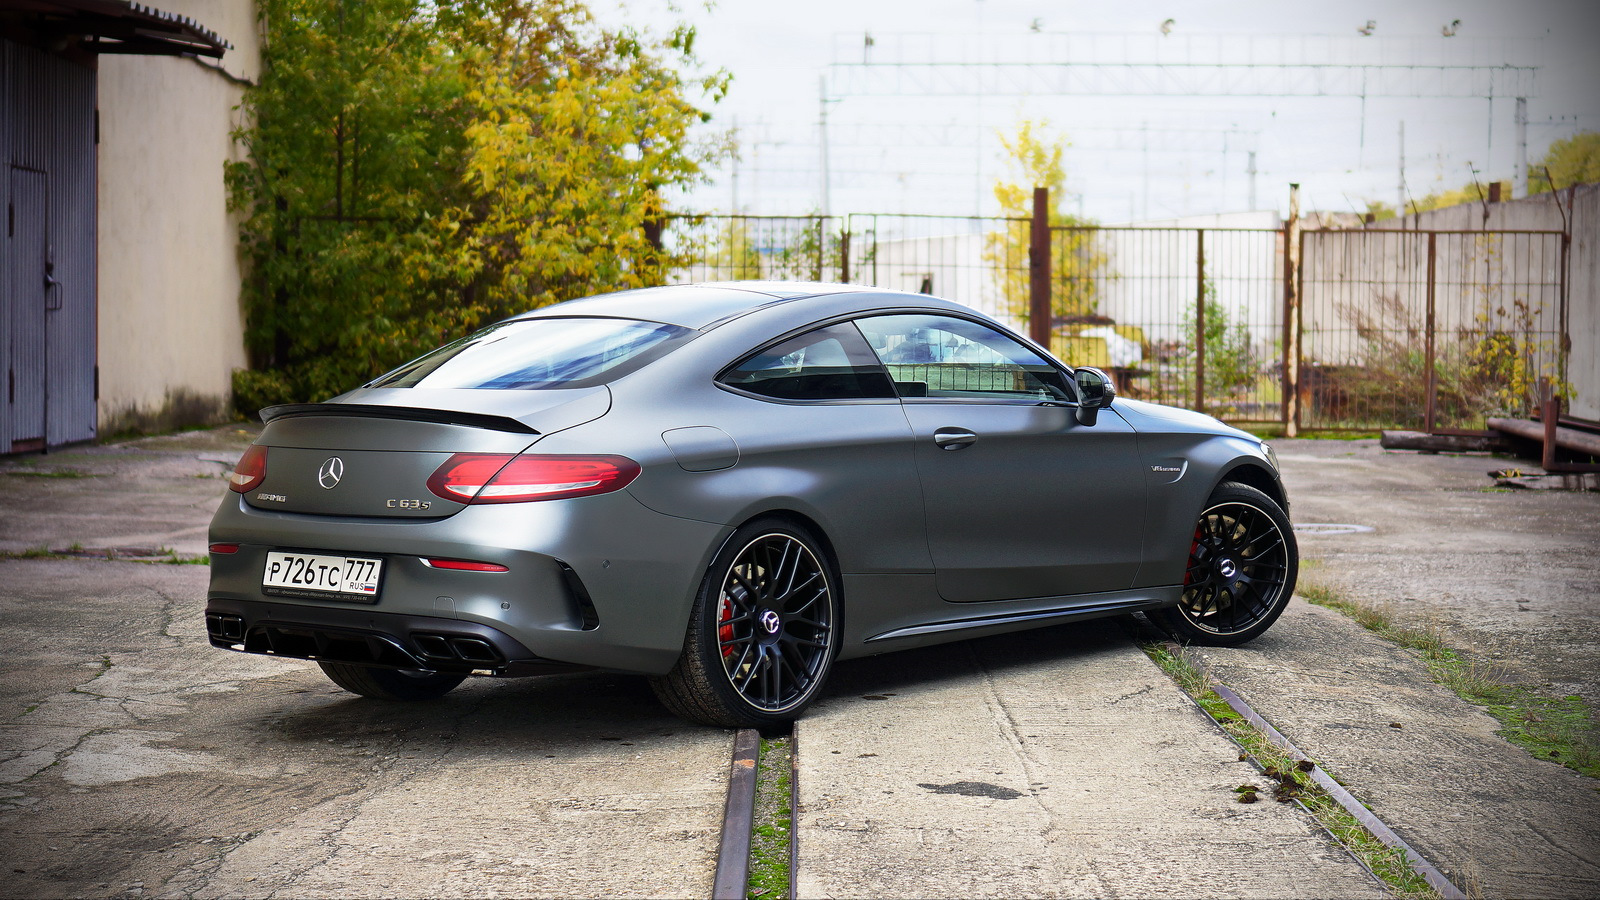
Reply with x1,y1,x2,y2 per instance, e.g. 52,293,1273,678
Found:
227,0,726,410
983,120,1104,326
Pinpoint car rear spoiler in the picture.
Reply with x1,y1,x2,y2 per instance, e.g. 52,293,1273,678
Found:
259,403,540,435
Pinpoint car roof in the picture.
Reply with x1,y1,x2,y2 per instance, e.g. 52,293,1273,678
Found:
510,282,883,330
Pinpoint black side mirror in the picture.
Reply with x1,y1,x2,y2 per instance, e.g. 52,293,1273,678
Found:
1074,366,1116,426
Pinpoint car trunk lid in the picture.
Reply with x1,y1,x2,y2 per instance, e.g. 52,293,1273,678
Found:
243,387,609,518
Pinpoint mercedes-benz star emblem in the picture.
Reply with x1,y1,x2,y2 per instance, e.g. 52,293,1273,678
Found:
759,610,782,634
1218,558,1238,579
317,457,345,490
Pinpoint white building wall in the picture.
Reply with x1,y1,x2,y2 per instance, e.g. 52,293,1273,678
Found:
96,1,258,433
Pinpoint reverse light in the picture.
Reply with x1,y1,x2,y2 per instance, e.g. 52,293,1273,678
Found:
422,558,510,572
426,453,641,504
228,445,268,493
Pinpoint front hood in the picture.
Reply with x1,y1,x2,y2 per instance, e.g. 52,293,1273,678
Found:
1112,398,1258,441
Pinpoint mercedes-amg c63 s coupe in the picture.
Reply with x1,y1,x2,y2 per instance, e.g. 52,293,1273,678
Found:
206,282,1296,728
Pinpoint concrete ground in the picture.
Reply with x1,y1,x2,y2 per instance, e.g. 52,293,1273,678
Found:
795,620,1386,899
0,429,729,899
3,427,1596,899
797,437,1600,899
1273,438,1600,709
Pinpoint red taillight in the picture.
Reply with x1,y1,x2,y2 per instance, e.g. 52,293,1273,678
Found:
426,453,640,504
228,445,268,493
422,558,509,572
209,543,240,554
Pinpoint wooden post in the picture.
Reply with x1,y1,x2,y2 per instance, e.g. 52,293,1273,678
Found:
1283,184,1302,437
1029,187,1052,348
1541,377,1559,472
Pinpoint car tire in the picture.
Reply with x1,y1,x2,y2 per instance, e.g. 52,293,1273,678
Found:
650,518,841,729
318,662,466,701
1151,480,1298,646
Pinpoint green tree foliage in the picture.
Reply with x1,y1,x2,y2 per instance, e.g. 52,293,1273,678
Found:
1174,280,1260,414
983,120,1104,325
227,0,726,410
1529,131,1600,193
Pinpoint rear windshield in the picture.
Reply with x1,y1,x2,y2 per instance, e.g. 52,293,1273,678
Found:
366,317,692,390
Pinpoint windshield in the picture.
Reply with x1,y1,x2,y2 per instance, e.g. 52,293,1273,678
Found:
367,317,692,390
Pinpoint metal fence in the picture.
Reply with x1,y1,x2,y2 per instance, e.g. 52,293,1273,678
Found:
1047,226,1284,422
1298,228,1568,432
658,210,1570,435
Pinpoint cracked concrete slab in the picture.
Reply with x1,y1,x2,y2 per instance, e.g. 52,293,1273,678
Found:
1190,599,1600,898
1274,438,1600,707
1,427,732,899
796,619,1387,899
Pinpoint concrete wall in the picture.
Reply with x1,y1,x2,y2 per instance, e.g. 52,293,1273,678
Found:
95,1,259,434
1369,185,1599,421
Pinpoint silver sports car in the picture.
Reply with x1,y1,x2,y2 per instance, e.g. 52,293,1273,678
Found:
206,282,1296,727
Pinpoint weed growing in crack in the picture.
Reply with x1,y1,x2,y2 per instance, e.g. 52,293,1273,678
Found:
1143,642,1437,899
1300,578,1600,779
747,735,793,898
0,545,63,560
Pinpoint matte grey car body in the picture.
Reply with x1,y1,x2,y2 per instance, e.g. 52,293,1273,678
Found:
205,282,1295,726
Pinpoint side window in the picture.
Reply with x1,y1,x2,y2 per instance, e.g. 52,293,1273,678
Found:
719,323,896,401
855,314,1072,402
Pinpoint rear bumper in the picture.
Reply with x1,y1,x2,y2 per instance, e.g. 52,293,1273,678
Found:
205,597,585,677
206,489,731,674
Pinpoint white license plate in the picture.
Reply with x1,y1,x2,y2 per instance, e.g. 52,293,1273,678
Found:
262,551,383,601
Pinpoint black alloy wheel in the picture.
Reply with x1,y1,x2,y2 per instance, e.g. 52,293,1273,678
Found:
1153,481,1298,646
651,519,839,728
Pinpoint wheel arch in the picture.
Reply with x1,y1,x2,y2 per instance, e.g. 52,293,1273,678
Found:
728,506,846,635
732,507,841,574
1215,461,1288,513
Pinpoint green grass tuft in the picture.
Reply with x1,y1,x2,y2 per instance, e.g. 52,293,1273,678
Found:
1144,642,1437,898
1301,578,1599,779
747,736,794,898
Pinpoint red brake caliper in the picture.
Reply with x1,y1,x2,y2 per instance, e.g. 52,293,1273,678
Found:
1183,525,1203,586
718,596,736,659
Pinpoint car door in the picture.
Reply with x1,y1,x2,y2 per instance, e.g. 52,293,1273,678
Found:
854,314,1147,603
703,320,930,577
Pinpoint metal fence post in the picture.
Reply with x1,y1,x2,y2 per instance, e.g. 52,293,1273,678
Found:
1424,231,1438,433
1029,187,1051,347
1195,229,1206,414
1283,184,1302,437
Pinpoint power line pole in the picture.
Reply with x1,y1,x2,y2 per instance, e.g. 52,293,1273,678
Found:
819,75,832,218
1397,120,1406,215
1247,150,1258,210
1515,97,1528,198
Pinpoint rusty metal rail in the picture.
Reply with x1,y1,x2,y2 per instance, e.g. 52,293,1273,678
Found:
1209,683,1468,900
712,728,762,900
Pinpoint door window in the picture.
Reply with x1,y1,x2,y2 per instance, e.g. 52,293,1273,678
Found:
855,314,1072,402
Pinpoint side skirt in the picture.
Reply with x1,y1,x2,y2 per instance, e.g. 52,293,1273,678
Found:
852,586,1181,656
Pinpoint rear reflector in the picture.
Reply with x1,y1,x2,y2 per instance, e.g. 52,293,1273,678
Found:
228,445,268,493
426,453,640,504
422,558,509,572
209,543,240,554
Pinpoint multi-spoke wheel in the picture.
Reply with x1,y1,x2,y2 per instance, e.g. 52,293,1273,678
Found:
651,518,839,728
1152,481,1298,646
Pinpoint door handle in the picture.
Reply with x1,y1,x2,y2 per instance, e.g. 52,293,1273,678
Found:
933,428,977,450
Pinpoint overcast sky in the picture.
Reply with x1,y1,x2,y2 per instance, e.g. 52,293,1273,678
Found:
601,0,1600,222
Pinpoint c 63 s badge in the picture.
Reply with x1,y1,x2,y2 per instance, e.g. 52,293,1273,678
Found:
386,499,432,510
